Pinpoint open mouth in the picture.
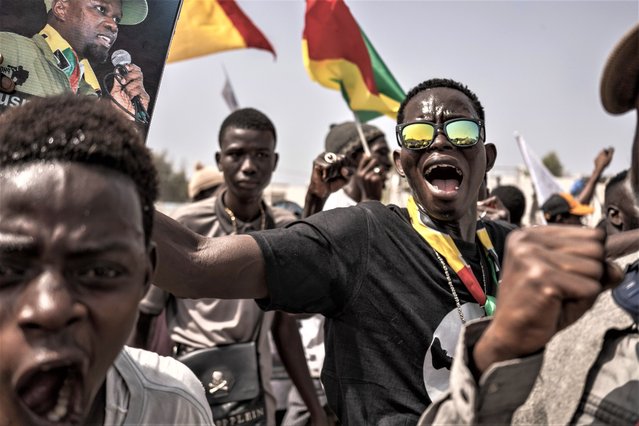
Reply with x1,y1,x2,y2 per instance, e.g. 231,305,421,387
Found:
96,34,113,47
16,363,84,424
424,164,463,194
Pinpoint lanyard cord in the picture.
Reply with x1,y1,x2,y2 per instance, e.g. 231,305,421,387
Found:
407,196,500,314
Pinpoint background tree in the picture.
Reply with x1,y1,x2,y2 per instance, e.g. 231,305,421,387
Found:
153,151,189,202
542,151,564,177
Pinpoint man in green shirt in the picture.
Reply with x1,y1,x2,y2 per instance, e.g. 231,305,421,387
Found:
0,0,149,119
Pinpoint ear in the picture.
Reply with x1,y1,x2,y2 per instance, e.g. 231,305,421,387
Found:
142,242,157,295
215,152,222,170
607,206,623,228
272,152,279,171
393,149,405,177
51,0,69,21
484,143,497,172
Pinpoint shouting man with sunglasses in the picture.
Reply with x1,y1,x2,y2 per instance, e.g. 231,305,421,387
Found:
150,78,514,424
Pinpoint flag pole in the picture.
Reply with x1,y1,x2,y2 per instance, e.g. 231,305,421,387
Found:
352,112,371,157
221,63,239,111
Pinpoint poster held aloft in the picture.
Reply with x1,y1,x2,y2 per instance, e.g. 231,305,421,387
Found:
0,0,182,136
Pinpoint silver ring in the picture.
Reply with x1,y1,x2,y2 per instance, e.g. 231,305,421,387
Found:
373,167,382,174
323,152,337,164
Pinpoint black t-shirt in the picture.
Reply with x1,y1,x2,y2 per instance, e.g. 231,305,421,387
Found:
252,201,513,425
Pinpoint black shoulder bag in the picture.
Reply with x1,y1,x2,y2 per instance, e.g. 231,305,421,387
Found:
177,311,266,425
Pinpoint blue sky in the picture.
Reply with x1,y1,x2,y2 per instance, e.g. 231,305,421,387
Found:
147,0,638,185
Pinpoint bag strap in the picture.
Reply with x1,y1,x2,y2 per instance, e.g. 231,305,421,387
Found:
250,308,265,343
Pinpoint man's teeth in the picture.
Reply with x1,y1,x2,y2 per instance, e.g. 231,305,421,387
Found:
425,164,462,176
45,376,71,422
432,184,460,190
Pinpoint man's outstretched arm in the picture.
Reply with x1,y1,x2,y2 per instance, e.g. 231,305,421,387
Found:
152,210,268,300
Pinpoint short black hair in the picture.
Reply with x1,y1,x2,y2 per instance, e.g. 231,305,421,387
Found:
0,94,158,245
397,78,485,124
218,107,276,147
605,169,628,195
490,185,526,226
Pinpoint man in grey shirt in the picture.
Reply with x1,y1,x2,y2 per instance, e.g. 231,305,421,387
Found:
136,107,326,426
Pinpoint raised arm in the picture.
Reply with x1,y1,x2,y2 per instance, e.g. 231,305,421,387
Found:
302,152,351,218
473,226,621,373
419,226,623,426
151,210,268,299
577,147,614,205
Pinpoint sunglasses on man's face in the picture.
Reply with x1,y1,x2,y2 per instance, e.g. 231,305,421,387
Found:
395,118,484,150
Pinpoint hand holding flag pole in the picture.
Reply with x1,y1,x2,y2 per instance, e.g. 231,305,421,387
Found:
352,114,371,156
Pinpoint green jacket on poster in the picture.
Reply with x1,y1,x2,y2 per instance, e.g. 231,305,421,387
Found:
0,31,98,107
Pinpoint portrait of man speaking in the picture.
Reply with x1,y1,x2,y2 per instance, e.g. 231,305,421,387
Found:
0,0,179,126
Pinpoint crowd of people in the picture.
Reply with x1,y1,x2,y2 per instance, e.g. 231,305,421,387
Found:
0,3,637,425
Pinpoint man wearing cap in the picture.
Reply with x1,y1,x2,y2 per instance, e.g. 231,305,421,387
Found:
0,0,149,119
283,123,392,425
541,192,594,224
320,121,392,209
420,23,639,425
188,162,225,202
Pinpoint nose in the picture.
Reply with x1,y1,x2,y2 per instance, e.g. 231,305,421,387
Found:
240,156,257,175
429,128,453,150
104,18,118,35
17,270,86,334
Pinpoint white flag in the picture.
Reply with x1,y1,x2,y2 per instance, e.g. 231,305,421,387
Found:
515,132,562,205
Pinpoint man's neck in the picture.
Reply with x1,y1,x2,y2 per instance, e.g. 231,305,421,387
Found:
343,180,361,203
429,210,478,242
222,191,263,222
85,382,106,425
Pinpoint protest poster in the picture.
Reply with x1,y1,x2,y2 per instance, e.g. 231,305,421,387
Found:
0,0,182,137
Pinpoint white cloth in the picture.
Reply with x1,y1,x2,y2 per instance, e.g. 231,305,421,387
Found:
322,188,356,211
104,346,213,425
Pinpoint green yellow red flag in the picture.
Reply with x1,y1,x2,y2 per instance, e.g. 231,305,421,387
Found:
168,0,275,63
302,0,405,121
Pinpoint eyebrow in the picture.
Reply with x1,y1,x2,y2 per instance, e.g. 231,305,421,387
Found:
0,234,38,255
69,242,140,257
0,234,141,257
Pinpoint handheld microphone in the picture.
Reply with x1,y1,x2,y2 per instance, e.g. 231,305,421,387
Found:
111,49,149,124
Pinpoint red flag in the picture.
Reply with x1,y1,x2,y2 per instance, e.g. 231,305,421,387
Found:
302,0,404,121
168,0,275,63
